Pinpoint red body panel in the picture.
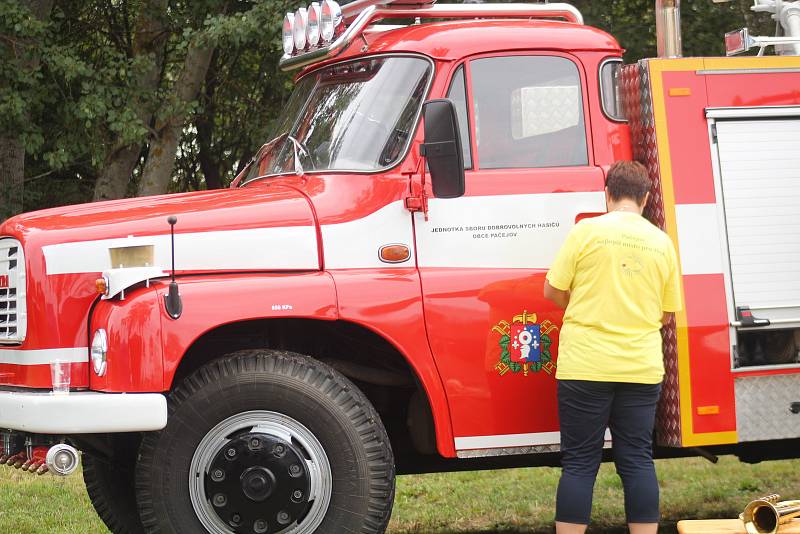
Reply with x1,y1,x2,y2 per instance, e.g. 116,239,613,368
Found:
645,57,800,446
91,273,339,392
705,71,800,108
89,288,165,392
661,71,717,205
330,269,455,457
421,269,563,440
682,274,736,434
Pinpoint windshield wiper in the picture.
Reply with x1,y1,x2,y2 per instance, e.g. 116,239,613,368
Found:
287,135,305,176
235,132,314,186
287,134,316,176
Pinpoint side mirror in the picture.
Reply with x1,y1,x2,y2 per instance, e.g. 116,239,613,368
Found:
421,99,465,199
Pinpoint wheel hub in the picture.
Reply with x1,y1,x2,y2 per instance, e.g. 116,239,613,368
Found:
205,433,311,533
241,466,276,502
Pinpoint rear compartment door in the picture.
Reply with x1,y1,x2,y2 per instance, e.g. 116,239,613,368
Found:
709,107,800,327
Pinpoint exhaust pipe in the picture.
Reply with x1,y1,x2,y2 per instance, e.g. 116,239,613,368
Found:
656,0,682,57
45,444,80,476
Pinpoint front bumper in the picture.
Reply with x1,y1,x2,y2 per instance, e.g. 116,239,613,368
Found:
0,391,167,434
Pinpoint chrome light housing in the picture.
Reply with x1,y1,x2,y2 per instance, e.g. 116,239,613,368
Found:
320,0,342,42
46,444,80,476
283,12,295,55
91,328,108,377
307,2,322,47
293,7,309,51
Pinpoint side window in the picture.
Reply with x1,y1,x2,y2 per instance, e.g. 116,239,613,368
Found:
446,65,472,169
600,59,625,121
470,56,588,169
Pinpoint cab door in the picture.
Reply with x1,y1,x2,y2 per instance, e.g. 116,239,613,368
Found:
414,53,606,456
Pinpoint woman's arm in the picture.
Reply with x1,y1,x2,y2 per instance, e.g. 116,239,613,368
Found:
544,280,570,310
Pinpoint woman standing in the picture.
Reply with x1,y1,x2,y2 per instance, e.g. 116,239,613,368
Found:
544,160,682,534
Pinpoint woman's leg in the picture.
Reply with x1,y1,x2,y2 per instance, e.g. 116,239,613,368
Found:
556,380,614,532
608,382,662,531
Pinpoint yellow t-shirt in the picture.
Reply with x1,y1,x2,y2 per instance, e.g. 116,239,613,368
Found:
546,211,682,384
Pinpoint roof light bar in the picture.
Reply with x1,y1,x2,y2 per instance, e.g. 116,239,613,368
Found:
293,7,309,51
307,2,323,47
321,0,344,42
279,1,584,71
283,12,296,55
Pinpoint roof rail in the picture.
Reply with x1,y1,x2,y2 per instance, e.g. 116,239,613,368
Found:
279,1,583,71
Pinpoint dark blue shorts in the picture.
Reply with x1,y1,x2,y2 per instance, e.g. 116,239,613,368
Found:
556,379,662,525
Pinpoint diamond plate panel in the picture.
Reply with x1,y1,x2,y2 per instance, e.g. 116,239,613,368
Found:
735,375,800,442
512,85,581,138
456,444,561,458
455,441,613,458
620,60,682,447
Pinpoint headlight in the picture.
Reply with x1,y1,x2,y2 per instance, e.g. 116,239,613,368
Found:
293,7,308,51
91,329,108,377
307,2,322,47
283,12,295,55
321,0,342,42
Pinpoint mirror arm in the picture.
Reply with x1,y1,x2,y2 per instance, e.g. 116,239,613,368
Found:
404,152,429,221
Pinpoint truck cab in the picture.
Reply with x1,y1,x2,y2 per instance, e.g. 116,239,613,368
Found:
2,1,800,533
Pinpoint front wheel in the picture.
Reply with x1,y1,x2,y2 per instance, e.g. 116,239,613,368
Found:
135,350,395,534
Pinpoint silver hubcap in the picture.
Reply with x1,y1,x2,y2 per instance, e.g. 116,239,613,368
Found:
189,411,332,534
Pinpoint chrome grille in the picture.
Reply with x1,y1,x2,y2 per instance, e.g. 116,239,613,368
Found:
0,238,26,344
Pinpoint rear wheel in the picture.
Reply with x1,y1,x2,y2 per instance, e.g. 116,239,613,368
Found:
135,350,395,534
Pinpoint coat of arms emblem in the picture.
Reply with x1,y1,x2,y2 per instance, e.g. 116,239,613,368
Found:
492,310,558,376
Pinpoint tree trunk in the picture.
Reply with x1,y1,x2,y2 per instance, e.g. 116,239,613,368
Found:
0,137,25,221
93,145,142,201
197,50,222,190
93,0,168,201
137,42,215,196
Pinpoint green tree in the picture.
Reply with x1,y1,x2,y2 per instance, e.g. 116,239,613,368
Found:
0,0,54,220
0,0,784,220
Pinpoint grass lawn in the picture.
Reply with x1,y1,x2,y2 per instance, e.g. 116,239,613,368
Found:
1,455,799,533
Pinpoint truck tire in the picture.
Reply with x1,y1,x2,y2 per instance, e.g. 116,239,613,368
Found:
135,349,395,534
83,435,146,534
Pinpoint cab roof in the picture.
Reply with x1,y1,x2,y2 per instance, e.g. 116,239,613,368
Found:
323,18,622,68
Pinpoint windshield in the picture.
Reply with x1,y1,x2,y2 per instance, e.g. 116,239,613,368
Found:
242,56,432,183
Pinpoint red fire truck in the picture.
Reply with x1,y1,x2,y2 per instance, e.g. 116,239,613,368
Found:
2,0,800,532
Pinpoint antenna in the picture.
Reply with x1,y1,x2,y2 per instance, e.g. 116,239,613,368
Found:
168,215,177,281
164,216,183,319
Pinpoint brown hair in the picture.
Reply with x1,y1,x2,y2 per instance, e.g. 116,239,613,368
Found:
605,160,651,205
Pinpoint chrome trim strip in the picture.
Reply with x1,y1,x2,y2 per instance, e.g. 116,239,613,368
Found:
698,67,800,75
732,318,800,327
732,363,800,373
747,303,800,311
0,347,87,365
454,429,610,450
706,105,800,119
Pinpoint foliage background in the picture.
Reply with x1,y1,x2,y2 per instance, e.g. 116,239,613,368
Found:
0,0,774,219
